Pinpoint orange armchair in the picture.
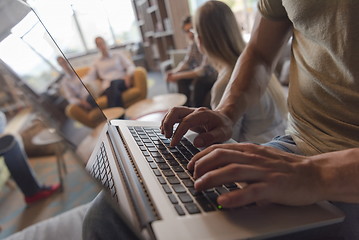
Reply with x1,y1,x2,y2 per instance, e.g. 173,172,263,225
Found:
65,66,148,128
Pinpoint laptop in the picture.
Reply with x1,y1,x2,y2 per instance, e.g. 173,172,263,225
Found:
0,1,344,239
85,117,344,240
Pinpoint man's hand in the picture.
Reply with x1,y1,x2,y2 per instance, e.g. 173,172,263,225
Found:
79,100,92,110
166,72,178,83
161,106,233,147
188,143,332,208
124,75,133,88
189,144,359,208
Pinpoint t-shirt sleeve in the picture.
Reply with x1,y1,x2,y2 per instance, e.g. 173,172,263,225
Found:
258,0,288,20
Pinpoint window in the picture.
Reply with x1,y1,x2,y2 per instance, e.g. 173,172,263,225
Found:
0,35,59,94
25,0,86,56
1,0,142,95
0,11,61,94
27,0,141,57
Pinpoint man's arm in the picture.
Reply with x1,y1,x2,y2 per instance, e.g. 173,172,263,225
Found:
161,14,292,147
169,59,188,74
216,13,292,123
168,55,210,83
167,66,204,82
118,53,135,88
61,81,80,105
170,45,192,74
166,46,192,82
120,53,136,76
189,144,359,208
82,65,98,83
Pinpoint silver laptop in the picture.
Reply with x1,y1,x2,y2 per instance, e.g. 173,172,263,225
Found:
86,118,344,240
0,1,344,239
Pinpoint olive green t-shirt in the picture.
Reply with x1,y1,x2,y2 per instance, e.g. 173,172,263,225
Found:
258,0,359,155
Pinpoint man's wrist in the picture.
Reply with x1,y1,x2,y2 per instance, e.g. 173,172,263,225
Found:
309,148,359,203
216,94,246,126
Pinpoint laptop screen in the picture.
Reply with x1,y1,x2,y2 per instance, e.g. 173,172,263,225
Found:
0,0,135,238
0,0,107,149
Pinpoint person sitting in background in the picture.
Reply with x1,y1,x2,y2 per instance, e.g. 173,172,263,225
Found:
192,1,287,143
83,36,136,108
166,16,217,108
0,111,60,204
57,56,92,110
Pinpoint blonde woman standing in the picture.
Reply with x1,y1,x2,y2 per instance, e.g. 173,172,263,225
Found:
193,0,287,143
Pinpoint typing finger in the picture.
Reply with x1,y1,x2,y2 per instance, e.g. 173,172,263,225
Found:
192,147,246,179
171,108,221,146
161,107,194,138
188,143,252,174
194,163,269,192
217,183,268,208
187,144,222,172
170,110,207,146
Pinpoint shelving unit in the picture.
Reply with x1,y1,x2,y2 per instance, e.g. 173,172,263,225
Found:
132,0,190,70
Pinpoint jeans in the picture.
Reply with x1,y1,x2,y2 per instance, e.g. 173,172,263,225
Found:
82,191,142,240
0,135,42,196
103,79,127,108
177,75,216,108
87,79,127,109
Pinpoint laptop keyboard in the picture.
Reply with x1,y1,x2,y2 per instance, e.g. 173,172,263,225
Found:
90,142,118,201
129,126,239,216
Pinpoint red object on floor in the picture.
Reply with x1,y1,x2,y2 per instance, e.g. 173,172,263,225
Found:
25,184,61,204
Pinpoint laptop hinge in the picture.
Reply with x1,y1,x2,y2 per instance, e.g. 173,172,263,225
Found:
108,124,158,228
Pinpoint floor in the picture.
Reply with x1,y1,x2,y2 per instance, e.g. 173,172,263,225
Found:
0,151,102,239
0,107,100,239
147,71,169,98
0,70,168,238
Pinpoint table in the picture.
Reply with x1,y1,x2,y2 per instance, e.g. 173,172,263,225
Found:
32,128,67,190
135,111,168,122
125,93,187,120
102,107,125,120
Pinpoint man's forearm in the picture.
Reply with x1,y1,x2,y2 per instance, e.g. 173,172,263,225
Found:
173,70,200,81
216,13,292,125
171,61,187,73
313,147,359,203
216,46,272,124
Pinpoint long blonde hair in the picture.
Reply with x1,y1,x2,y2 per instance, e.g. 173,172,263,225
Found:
194,0,288,118
194,1,246,68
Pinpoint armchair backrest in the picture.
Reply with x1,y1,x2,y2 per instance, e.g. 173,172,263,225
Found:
132,66,147,100
75,67,90,79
